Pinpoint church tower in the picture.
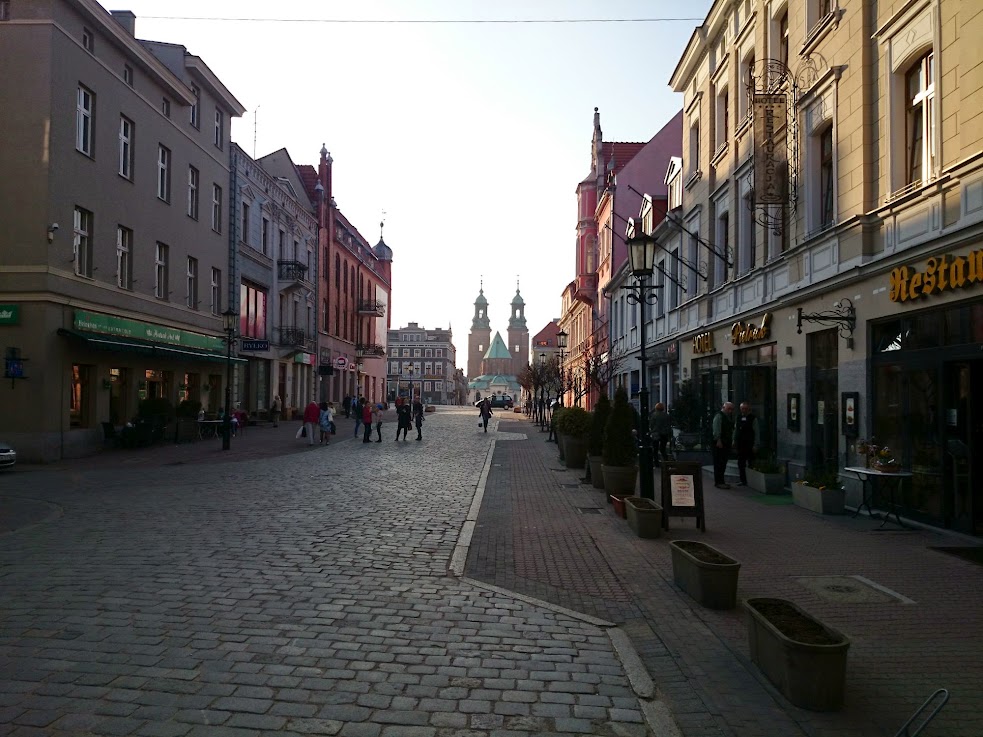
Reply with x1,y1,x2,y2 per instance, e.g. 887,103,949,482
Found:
467,283,491,379
507,281,529,376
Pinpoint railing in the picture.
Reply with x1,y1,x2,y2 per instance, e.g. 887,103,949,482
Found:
277,260,309,282
277,326,314,351
355,343,387,358
356,300,386,316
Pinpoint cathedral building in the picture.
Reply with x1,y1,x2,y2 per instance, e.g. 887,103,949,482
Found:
466,283,529,404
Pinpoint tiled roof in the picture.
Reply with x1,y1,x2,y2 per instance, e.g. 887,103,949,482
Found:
296,164,319,204
482,332,512,360
602,142,647,173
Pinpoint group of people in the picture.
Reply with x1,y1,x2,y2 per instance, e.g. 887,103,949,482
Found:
301,401,337,445
299,396,427,445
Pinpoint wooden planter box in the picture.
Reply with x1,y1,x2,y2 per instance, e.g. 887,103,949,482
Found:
588,455,605,489
792,483,845,514
564,436,589,469
745,597,850,711
747,468,785,495
625,497,662,538
670,540,741,609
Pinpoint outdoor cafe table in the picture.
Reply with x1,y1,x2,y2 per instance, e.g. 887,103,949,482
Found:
197,420,223,440
842,466,913,529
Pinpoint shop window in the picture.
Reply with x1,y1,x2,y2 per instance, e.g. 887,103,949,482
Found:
70,364,92,428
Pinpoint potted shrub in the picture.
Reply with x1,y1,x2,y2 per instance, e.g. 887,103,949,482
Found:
669,540,741,609
601,387,638,495
747,454,786,495
792,470,845,514
744,597,850,711
556,406,591,469
625,496,662,538
588,394,611,490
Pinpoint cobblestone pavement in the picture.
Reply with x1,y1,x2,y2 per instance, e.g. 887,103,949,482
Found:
0,409,653,737
467,417,983,737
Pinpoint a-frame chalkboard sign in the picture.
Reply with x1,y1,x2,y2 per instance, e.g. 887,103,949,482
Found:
660,461,706,531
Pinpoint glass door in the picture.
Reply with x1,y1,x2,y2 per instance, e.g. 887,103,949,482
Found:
728,365,777,454
807,330,838,473
943,361,983,534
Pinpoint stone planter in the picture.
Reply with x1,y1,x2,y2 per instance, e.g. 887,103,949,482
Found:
564,436,589,469
625,497,662,538
792,483,845,515
601,464,638,495
744,597,850,711
747,468,786,495
669,540,741,610
556,433,566,461
588,455,605,489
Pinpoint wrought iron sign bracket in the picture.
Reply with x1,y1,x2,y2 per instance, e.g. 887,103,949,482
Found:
796,297,855,338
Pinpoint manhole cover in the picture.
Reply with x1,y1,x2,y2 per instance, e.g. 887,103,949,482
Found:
796,575,910,604
561,483,581,488
577,507,602,514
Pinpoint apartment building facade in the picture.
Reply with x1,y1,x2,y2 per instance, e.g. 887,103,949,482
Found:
386,323,459,405
0,2,244,461
656,0,983,534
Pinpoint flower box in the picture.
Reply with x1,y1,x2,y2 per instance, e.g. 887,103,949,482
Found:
609,494,628,519
745,597,850,711
747,468,785,495
792,482,844,515
670,540,741,609
624,496,662,538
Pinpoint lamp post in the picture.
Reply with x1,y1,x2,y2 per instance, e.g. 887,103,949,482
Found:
538,352,547,430
624,221,661,501
221,308,239,451
556,330,568,407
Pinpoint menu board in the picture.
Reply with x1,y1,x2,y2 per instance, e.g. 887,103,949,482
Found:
660,461,706,532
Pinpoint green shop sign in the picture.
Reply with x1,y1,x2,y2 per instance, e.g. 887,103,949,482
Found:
0,305,19,325
73,310,224,352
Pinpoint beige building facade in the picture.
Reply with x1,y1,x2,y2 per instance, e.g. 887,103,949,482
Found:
656,0,983,534
0,1,244,461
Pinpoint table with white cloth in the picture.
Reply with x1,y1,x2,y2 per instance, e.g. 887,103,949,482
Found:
842,466,913,529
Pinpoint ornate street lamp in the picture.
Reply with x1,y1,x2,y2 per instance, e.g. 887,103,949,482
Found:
625,219,661,501
538,351,547,429
556,329,568,407
221,308,239,451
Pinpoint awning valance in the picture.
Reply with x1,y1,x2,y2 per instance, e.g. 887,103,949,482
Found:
58,328,247,364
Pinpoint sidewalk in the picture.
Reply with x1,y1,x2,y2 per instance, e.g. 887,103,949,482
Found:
469,414,983,737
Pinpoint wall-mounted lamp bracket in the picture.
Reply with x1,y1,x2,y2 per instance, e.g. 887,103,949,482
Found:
796,297,855,339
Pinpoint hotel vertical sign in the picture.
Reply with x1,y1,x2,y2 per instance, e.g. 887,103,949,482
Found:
753,94,787,205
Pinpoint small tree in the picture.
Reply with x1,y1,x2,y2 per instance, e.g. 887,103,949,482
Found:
603,386,638,467
589,393,611,457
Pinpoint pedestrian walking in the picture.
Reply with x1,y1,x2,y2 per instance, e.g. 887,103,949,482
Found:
649,401,672,467
353,397,365,438
361,401,373,443
733,401,760,486
373,403,384,442
318,401,334,445
413,399,425,441
342,395,351,419
271,394,281,427
395,397,412,441
302,400,319,446
712,401,735,488
479,398,493,433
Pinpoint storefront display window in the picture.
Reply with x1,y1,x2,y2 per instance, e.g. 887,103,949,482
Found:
70,364,92,428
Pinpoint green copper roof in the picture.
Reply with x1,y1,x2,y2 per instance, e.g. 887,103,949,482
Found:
482,332,512,360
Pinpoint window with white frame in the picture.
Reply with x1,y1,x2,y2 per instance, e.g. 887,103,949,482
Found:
655,262,666,318
214,109,224,149
118,116,133,179
154,242,168,300
389,361,397,375
807,0,835,41
187,166,199,219
436,363,443,375
714,211,729,287
669,246,681,309
688,119,700,179
739,52,754,124
424,362,432,374
210,268,221,315
777,9,789,70
186,257,198,309
76,85,94,156
241,202,250,245
211,184,222,233
715,87,729,153
424,381,432,392
436,349,443,357
82,27,93,52
190,85,200,128
819,126,835,229
157,145,170,202
73,207,93,278
905,53,935,186
123,65,133,86
425,348,432,357
116,225,132,289
161,98,170,118
687,229,700,295
414,348,421,357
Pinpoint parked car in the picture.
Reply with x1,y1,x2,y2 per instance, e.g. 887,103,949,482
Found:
0,442,16,468
477,395,513,409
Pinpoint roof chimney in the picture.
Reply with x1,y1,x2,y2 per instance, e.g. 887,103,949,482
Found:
110,10,136,36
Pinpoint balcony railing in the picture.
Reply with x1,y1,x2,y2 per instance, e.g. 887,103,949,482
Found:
277,260,310,285
355,342,387,358
356,300,386,316
276,326,314,351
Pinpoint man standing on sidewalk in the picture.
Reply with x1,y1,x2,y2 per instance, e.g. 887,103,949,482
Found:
733,401,760,486
712,401,734,489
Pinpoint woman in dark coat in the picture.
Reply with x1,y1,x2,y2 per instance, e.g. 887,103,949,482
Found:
412,399,425,441
395,398,412,441
478,398,493,433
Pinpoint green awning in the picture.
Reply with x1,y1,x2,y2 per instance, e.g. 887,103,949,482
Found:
58,328,247,364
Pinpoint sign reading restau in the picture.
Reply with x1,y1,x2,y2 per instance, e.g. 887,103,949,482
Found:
753,94,787,205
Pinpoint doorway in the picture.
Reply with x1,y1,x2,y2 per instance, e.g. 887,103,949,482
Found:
728,365,777,454
943,361,983,535
807,330,839,473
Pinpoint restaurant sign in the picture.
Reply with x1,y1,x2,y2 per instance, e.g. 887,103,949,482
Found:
889,249,983,303
73,310,224,352
693,331,715,354
752,94,787,205
731,313,772,345
0,304,19,325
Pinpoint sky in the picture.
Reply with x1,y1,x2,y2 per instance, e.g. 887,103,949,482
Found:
103,0,714,370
